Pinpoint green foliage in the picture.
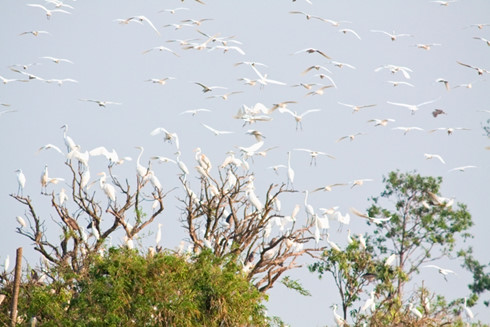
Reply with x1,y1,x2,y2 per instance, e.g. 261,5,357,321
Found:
281,276,311,297
0,248,269,326
310,171,486,326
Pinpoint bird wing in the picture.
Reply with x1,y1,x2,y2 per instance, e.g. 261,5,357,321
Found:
150,127,169,136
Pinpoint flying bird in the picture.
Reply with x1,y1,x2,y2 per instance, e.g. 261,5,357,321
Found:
194,82,227,93
26,4,71,19
79,99,122,107
338,102,376,113
293,48,331,59
201,123,234,136
432,109,447,117
339,28,361,39
40,56,73,64
387,98,439,115
370,29,413,41
423,264,456,281
448,165,477,172
293,148,335,165
142,46,179,56
457,61,489,75
424,153,446,164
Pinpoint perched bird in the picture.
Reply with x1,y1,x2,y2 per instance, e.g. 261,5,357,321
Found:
361,291,376,312
16,216,27,228
15,169,26,196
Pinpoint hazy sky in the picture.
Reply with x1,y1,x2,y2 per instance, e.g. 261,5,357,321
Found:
1,0,489,325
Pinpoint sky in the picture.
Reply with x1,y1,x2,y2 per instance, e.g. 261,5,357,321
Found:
0,0,489,325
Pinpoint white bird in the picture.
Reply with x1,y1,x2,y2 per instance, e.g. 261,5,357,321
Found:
60,124,77,153
385,254,397,266
98,172,116,203
293,48,331,59
431,0,458,5
79,99,122,107
294,148,335,166
142,46,179,56
387,80,415,87
457,61,489,75
314,17,352,27
338,102,376,113
4,256,10,272
282,108,321,130
246,187,263,212
45,78,78,86
155,223,163,245
159,7,189,14
332,304,346,327
246,130,266,142
368,118,395,127
350,179,373,188
194,82,227,93
67,146,90,167
423,264,456,281
408,303,423,319
16,216,27,228
27,4,71,19
370,29,413,41
209,45,246,55
375,64,413,79
387,98,439,115
59,187,68,206
40,56,73,64
350,207,391,224
89,146,122,165
135,146,149,179
306,85,334,96
448,165,477,172
175,151,189,177
312,183,346,192
127,16,160,35
392,126,424,135
287,151,295,188
428,127,470,135
361,291,376,312
0,75,29,84
37,144,63,156
201,123,234,136
326,233,341,251
424,153,446,164
150,127,180,149
339,28,361,39
302,65,332,75
207,91,243,100
250,65,286,86
15,169,26,196
463,297,474,320
19,30,50,37
180,108,211,116
268,164,286,175
236,141,264,160
331,61,356,70
336,132,365,143
181,18,214,26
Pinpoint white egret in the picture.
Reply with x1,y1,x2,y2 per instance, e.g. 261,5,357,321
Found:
428,127,470,135
448,165,477,172
312,183,347,192
385,253,397,266
361,291,376,312
423,264,456,281
367,118,395,127
282,108,321,130
150,127,180,149
370,29,413,41
135,146,149,179
79,99,122,107
350,179,373,188
40,56,73,64
392,126,424,135
16,216,27,228
294,148,335,166
375,64,413,79
456,61,489,75
26,4,71,19
408,303,423,319
180,108,211,116
59,188,68,206
142,46,179,56
60,124,77,153
194,82,227,93
287,152,295,188
98,172,116,203
332,304,346,326
463,297,474,320
15,169,26,196
4,255,10,272
387,98,439,115
249,65,286,86
201,123,234,136
175,151,189,177
155,223,162,245
336,132,365,143
338,102,376,113
339,28,361,39
424,153,446,164
326,233,341,251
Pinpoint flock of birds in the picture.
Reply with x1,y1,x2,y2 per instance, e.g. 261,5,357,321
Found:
1,0,488,325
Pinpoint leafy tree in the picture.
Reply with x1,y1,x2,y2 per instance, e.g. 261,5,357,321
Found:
310,171,487,326
0,248,269,326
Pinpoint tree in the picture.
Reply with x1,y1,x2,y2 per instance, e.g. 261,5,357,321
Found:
3,137,323,325
310,171,486,326
0,248,269,326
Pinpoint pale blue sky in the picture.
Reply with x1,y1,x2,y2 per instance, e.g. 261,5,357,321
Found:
1,0,489,325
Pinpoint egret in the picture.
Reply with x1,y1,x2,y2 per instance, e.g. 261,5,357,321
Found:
98,172,116,203
385,253,397,266
361,291,376,312
201,123,234,136
59,188,68,206
287,152,295,188
194,82,227,93
60,124,77,153
424,153,446,164
175,151,189,177
332,304,346,327
336,132,365,143
148,171,162,191
338,102,376,113
26,4,71,19
142,46,178,56
423,264,456,281
282,108,321,130
79,99,122,107
408,303,423,319
392,126,424,135
16,216,27,228
463,297,474,320
375,64,413,79
150,127,180,149
40,56,73,64
350,178,373,188
367,118,395,127
127,16,160,35
456,61,489,75
155,223,162,245
4,255,10,272
15,169,26,196
370,29,414,41
135,146,149,179
339,28,361,39
387,98,440,115
303,190,315,222
326,233,341,251
448,165,477,172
